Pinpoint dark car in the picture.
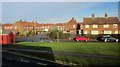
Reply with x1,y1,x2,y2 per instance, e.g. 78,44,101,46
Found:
97,35,118,42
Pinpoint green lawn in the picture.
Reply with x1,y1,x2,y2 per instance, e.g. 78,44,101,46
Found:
3,42,119,65
15,42,119,56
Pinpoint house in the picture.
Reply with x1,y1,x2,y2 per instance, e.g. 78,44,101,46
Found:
80,13,120,35
65,18,78,32
13,20,38,33
8,18,78,34
0,30,16,44
2,24,13,30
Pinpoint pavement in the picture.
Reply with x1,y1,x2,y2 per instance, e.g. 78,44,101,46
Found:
2,51,66,67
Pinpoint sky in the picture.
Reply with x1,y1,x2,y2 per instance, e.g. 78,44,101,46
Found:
1,0,120,2
1,2,119,24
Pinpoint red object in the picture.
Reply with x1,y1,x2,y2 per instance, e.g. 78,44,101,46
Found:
0,32,16,45
75,36,90,41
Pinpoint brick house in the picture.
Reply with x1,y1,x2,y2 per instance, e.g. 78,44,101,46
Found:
7,18,78,34
80,14,120,35
65,18,78,32
2,15,120,36
13,20,38,33
2,24,13,30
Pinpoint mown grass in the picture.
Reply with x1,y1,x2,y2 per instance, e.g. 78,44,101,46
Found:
15,42,119,56
54,54,119,65
3,42,119,65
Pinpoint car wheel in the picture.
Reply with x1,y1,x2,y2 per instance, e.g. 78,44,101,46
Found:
104,39,107,42
76,40,79,41
85,40,88,41
116,39,118,42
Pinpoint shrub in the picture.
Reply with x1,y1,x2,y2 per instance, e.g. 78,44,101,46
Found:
48,29,70,39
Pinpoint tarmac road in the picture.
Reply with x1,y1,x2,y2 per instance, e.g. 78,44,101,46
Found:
2,51,65,67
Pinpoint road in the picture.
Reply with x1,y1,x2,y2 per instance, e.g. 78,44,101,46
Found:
2,50,65,67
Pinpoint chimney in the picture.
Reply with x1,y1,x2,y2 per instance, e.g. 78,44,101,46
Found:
71,17,74,20
92,14,95,18
105,13,108,18
20,20,22,21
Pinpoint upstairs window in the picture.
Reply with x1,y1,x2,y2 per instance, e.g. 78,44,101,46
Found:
85,25,89,28
93,24,98,28
113,24,118,28
73,25,76,28
103,24,109,28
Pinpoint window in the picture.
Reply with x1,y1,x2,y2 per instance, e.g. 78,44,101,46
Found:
103,24,109,28
91,30,99,35
4,27,7,29
14,26,17,29
48,26,50,28
45,29,49,31
85,25,89,28
73,25,76,28
9,27,12,29
60,28,62,30
104,30,111,34
93,24,98,28
7,27,9,29
26,26,29,28
84,31,88,34
115,31,118,34
45,26,46,28
113,24,118,28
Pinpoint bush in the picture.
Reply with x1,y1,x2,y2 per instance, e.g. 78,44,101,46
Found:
64,33,70,39
48,29,70,39
48,29,59,39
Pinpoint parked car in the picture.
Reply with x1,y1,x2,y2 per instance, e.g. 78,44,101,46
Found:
75,36,91,41
97,35,118,42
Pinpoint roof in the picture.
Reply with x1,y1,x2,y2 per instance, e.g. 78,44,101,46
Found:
82,17,120,24
16,21,38,26
67,18,77,24
42,24,54,26
2,24,13,26
55,23,65,26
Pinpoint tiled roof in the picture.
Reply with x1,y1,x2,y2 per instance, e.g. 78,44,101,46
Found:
2,24,13,26
16,21,37,26
55,23,65,26
68,18,77,24
42,24,54,26
82,17,120,24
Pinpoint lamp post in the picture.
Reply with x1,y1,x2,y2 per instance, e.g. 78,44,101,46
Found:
57,32,59,42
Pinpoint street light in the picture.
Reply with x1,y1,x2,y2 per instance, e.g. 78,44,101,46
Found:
57,32,59,42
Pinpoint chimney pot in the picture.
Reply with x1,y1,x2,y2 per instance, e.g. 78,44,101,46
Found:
92,14,95,18
105,13,108,18
20,20,22,21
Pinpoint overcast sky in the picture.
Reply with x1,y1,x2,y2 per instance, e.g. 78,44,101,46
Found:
1,1,119,23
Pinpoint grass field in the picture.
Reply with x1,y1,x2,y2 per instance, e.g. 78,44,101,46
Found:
15,42,119,56
3,42,120,65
